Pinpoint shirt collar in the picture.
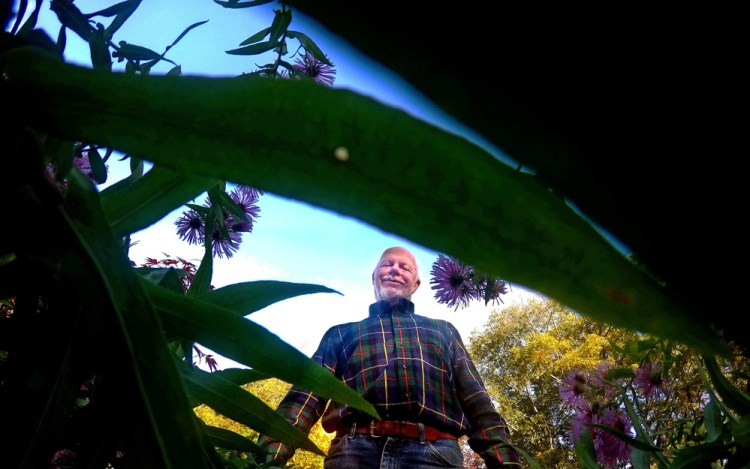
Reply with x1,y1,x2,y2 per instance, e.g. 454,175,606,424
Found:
369,297,416,317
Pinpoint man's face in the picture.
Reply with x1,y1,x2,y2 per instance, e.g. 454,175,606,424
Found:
373,248,421,301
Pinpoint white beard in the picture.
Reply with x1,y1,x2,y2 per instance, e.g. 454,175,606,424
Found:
374,284,411,302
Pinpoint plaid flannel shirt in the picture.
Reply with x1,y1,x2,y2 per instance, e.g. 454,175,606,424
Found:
257,297,521,467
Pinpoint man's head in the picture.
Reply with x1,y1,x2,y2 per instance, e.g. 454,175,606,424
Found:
372,246,421,302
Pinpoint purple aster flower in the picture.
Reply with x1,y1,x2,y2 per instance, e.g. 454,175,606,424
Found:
475,275,508,306
560,369,590,406
293,51,336,86
74,150,108,184
209,224,242,259
230,220,253,233
74,152,92,177
591,363,613,384
174,186,262,258
634,363,670,400
74,151,92,176
44,162,70,190
569,400,597,443
594,407,633,468
429,255,478,310
228,185,262,233
44,149,108,188
50,448,76,468
175,209,205,245
591,362,619,401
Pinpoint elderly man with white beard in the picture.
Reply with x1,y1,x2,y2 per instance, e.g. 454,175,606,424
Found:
257,246,522,468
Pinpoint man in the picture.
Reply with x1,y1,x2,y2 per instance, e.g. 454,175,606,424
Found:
257,247,522,467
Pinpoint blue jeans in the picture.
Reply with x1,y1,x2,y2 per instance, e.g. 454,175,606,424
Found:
324,433,463,468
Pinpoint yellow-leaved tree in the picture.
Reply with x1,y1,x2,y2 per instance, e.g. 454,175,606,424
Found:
468,297,639,467
195,377,335,469
468,297,749,468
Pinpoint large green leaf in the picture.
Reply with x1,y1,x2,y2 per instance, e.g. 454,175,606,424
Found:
704,357,750,415
184,366,324,456
282,4,741,352
1,42,726,356
572,428,599,469
215,368,270,385
144,281,378,419
734,414,750,448
197,281,341,315
204,425,266,453
101,163,215,237
670,439,732,469
51,171,210,467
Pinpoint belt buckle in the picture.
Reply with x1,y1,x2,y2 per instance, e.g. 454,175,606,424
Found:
369,420,380,437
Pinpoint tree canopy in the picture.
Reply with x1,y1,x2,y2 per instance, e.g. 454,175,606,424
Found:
469,298,749,468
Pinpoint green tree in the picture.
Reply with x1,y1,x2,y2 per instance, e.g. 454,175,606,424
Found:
469,297,632,467
469,297,750,468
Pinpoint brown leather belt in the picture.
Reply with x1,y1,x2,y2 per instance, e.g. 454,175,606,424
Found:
353,420,456,441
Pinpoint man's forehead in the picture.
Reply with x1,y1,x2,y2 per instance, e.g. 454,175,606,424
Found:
379,249,416,265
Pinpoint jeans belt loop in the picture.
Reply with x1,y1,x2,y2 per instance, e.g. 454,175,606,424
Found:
418,422,425,445
370,420,382,438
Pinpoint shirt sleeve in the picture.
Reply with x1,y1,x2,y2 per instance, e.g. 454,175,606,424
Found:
449,322,523,467
256,326,341,465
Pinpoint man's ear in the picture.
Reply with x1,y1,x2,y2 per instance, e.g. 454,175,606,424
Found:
412,278,421,293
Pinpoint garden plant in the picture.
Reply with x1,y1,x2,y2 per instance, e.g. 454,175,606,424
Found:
1,1,747,467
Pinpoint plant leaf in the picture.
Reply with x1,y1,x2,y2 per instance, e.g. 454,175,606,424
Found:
165,20,209,52
205,425,267,453
214,368,270,385
240,26,271,46
98,0,141,37
2,45,728,356
269,8,291,44
670,439,730,469
226,40,278,55
40,170,210,467
101,163,215,238
286,29,331,65
116,42,164,61
214,0,275,8
197,281,341,316
630,448,651,469
188,234,215,297
591,423,662,452
144,281,379,419
704,356,750,415
184,366,324,456
135,266,188,294
572,428,599,469
704,397,723,443
50,0,92,41
733,414,750,448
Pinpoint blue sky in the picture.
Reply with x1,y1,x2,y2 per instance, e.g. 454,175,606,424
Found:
20,0,538,365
